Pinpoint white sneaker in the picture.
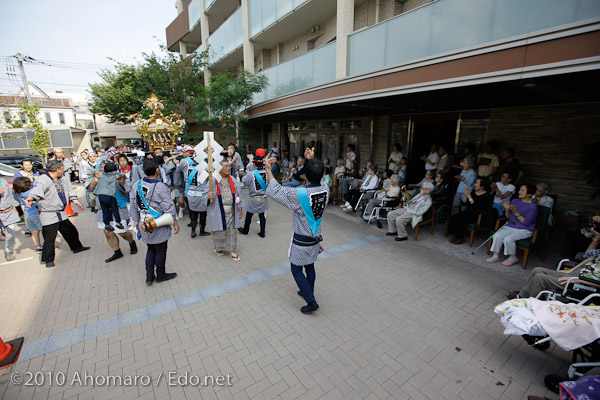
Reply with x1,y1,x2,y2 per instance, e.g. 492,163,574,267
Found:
177,209,184,219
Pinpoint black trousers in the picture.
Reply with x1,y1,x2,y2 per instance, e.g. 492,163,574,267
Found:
189,210,207,225
98,194,121,225
146,241,168,281
448,210,478,240
42,219,84,263
241,212,265,234
344,189,363,208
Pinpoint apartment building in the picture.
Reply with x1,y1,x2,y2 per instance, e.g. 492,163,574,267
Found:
167,0,600,214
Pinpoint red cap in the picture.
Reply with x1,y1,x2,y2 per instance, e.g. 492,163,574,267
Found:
255,148,266,157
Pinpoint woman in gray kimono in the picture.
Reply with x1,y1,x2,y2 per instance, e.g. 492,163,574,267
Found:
206,160,245,261
264,148,329,314
0,177,21,261
238,148,269,238
25,160,89,268
181,150,210,238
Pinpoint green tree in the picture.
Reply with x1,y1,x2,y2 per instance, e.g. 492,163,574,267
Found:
89,46,207,124
196,70,268,146
20,104,51,163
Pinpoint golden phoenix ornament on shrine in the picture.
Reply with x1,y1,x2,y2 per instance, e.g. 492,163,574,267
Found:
131,94,185,151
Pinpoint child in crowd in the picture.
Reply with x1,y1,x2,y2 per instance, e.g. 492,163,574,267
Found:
491,172,515,216
13,177,43,253
398,157,408,183
0,176,21,261
93,162,124,232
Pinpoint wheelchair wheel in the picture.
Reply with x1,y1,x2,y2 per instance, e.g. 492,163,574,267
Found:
544,374,564,394
436,204,451,223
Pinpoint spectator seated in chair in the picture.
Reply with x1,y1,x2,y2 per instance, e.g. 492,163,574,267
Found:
334,159,346,179
339,161,372,205
282,156,305,187
432,172,450,205
363,174,401,221
505,255,600,300
448,178,491,245
486,184,538,266
407,170,434,197
342,164,379,212
386,182,434,241
532,182,554,226
452,158,477,211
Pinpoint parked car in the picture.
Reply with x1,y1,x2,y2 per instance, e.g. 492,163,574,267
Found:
0,153,44,171
0,162,20,188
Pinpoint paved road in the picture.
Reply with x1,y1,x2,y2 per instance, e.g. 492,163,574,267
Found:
0,188,567,399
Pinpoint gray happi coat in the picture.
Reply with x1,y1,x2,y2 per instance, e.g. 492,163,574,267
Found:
130,164,146,185
178,158,208,212
267,178,329,265
28,174,78,226
242,164,269,214
0,178,20,226
128,178,176,244
206,175,245,231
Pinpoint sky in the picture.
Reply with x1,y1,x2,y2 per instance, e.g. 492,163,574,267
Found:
0,0,178,102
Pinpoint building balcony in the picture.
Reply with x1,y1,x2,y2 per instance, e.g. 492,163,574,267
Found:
249,0,336,54
166,0,203,53
252,41,336,104
348,0,600,76
206,6,243,69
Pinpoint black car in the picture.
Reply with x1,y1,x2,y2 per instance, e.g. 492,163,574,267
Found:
0,153,45,171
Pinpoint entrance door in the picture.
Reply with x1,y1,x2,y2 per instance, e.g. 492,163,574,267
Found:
408,114,458,183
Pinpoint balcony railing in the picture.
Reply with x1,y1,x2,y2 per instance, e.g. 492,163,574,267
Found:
348,0,600,76
205,0,216,12
206,7,243,66
188,0,201,30
249,0,309,38
253,41,336,104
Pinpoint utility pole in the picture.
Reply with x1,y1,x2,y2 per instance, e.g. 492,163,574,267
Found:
15,53,33,105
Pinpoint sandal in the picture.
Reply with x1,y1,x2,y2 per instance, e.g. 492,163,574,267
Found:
214,250,225,256
229,252,241,262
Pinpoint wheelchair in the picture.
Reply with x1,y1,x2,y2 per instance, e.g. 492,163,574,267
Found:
362,197,401,228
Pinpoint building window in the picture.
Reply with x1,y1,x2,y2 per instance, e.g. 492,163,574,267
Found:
45,113,51,124
20,113,26,123
59,113,65,124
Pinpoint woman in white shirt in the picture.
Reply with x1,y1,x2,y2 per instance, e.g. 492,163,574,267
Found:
364,174,401,220
491,172,516,216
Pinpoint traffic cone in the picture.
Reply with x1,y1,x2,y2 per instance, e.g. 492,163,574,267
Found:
66,203,77,217
0,336,24,370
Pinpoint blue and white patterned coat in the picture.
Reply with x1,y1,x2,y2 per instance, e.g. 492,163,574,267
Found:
266,178,329,265
242,164,269,214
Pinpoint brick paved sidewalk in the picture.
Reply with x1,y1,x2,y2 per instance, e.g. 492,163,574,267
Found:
0,189,570,399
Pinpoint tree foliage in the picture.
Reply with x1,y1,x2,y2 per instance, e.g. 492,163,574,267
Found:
89,46,207,124
195,70,268,145
20,104,51,163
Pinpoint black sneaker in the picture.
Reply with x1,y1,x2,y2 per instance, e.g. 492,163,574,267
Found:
237,228,248,235
146,277,155,286
129,241,138,255
24,230,32,236
46,262,56,268
301,301,319,314
105,225,115,232
156,273,178,283
115,222,124,230
73,246,90,253
258,232,265,238
395,237,408,242
105,250,123,263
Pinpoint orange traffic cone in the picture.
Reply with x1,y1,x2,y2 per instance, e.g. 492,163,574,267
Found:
0,336,24,370
66,203,77,217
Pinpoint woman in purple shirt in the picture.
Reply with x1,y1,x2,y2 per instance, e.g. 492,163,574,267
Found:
486,184,538,266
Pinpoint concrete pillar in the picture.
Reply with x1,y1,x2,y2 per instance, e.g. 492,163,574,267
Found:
335,0,354,79
241,0,255,73
199,0,211,86
178,41,188,56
